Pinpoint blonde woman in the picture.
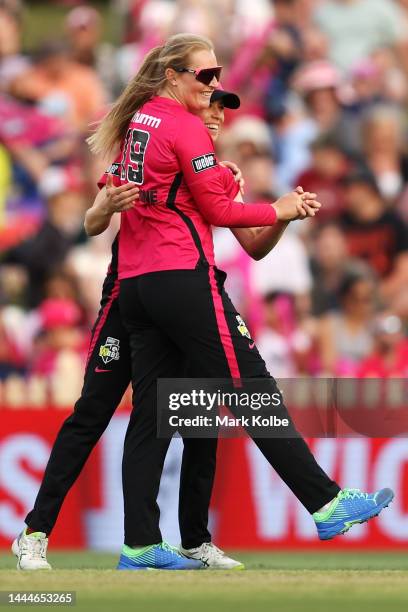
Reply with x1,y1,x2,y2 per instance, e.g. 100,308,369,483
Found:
14,87,300,572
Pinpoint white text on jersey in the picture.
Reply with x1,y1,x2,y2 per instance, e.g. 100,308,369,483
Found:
133,112,162,129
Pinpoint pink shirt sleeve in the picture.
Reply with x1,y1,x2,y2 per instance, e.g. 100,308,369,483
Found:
174,117,277,228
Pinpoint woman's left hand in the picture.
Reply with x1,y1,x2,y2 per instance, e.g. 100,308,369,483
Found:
294,185,322,218
220,160,245,195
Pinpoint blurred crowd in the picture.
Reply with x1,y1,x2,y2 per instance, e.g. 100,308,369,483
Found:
0,0,407,404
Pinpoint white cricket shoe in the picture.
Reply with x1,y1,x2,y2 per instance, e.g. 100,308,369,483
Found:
12,529,52,570
180,542,244,570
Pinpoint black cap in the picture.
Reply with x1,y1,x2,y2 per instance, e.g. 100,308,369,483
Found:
210,88,240,109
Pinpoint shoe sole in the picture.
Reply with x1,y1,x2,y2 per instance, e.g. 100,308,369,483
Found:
200,563,245,570
318,492,394,541
117,565,158,571
116,565,199,571
116,556,202,571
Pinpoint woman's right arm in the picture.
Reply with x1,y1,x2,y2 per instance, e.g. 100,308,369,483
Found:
231,187,316,260
84,175,139,236
174,120,319,227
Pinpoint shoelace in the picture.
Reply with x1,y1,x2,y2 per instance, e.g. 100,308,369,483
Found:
160,541,181,555
200,542,225,563
21,537,48,561
339,488,369,501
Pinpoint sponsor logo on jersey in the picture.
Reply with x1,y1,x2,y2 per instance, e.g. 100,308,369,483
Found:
133,111,161,129
192,153,216,173
99,337,120,364
106,162,122,177
236,315,252,340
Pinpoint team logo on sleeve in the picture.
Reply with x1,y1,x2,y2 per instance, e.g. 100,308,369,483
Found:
191,153,216,173
99,337,120,364
106,163,122,177
236,315,251,340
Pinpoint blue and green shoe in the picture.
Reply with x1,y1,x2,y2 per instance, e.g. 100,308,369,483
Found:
117,541,204,570
314,487,394,541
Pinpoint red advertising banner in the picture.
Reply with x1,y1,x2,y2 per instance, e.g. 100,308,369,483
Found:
0,409,407,550
213,437,408,550
0,410,101,549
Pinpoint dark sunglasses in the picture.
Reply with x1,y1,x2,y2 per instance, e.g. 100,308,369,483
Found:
174,66,222,86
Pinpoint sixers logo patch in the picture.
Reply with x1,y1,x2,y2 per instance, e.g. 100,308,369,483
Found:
99,337,120,364
192,153,216,173
236,315,251,340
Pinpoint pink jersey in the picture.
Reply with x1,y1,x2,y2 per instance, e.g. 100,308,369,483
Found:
98,157,239,276
101,96,277,279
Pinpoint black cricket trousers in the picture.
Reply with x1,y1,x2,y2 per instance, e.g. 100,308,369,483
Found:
25,272,217,549
119,264,340,547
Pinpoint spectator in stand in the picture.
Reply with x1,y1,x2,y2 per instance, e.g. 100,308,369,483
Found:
219,115,273,169
293,59,363,156
339,58,395,155
256,291,316,377
357,313,408,377
390,285,408,332
64,4,120,101
271,59,346,191
301,24,329,64
30,297,88,378
225,0,307,118
115,0,176,90
348,59,387,113
294,60,342,134
314,0,408,74
0,0,29,92
294,133,349,222
310,223,359,316
3,176,87,308
339,169,408,300
0,142,11,224
0,92,79,216
9,39,107,132
0,303,25,378
317,268,377,376
240,154,278,201
65,4,102,68
171,0,219,39
43,269,82,305
249,224,313,298
360,105,408,203
249,225,313,336
370,47,408,105
263,0,305,121
66,228,118,322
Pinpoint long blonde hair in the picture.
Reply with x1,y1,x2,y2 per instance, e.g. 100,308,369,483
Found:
87,33,214,157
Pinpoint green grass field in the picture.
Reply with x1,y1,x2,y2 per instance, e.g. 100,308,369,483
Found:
1,551,408,612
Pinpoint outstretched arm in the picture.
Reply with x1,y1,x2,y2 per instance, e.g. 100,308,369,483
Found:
226,177,317,260
231,196,289,259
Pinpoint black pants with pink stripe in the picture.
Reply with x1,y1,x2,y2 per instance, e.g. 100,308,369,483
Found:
119,265,340,547
24,273,217,549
